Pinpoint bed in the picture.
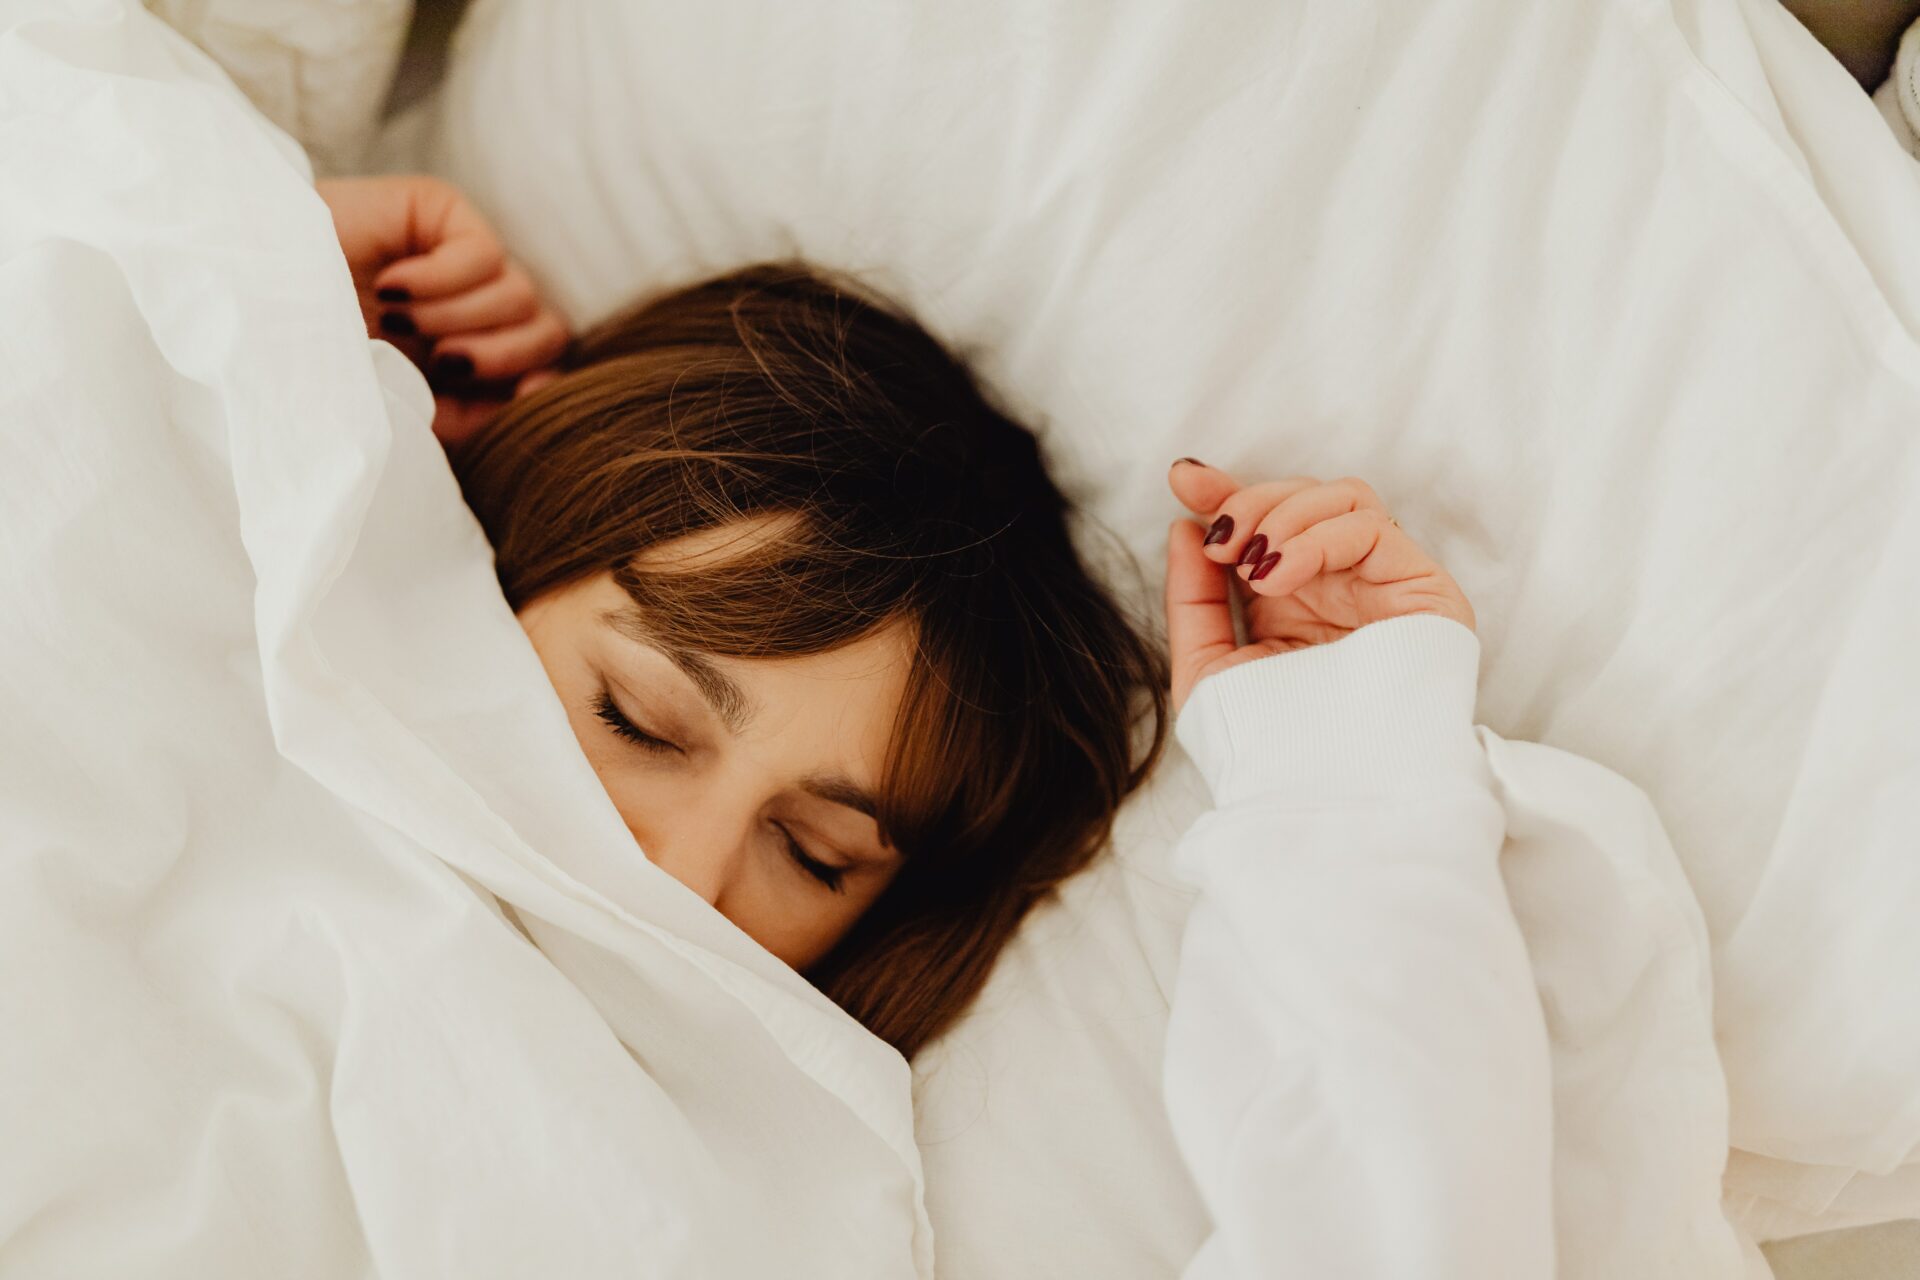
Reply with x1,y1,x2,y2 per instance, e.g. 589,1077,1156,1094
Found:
5,0,1919,1275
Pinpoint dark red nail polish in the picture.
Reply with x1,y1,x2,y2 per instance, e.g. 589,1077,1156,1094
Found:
379,311,416,336
377,286,410,303
1249,551,1282,582
1173,456,1205,468
1235,534,1268,567
435,353,475,381
1203,515,1234,546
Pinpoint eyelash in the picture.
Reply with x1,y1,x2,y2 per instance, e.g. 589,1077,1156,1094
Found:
591,687,846,894
592,689,680,753
778,822,847,894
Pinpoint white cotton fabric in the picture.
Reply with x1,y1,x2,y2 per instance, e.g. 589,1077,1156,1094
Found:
1167,614,1747,1278
411,0,1920,1271
8,0,1918,1275
0,4,930,1276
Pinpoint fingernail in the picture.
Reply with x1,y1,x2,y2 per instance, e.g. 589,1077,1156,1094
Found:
377,286,410,303
1235,534,1269,567
1172,456,1205,468
379,311,417,336
434,353,475,381
1249,551,1282,582
1203,515,1234,546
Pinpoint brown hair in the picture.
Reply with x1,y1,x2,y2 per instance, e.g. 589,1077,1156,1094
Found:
453,263,1168,1057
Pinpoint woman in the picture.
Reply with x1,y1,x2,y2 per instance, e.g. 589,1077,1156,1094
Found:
319,177,1551,1275
323,174,1178,1056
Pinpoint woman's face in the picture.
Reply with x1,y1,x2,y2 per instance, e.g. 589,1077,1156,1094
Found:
516,522,910,969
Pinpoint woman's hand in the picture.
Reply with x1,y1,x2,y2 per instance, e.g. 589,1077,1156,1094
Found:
1164,459,1476,713
315,175,569,445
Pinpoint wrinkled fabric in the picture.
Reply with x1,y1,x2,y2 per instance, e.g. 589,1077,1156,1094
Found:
415,0,1920,1270
0,5,930,1276
8,0,1920,1274
1166,616,1748,1279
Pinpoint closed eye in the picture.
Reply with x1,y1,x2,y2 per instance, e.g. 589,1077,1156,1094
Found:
778,822,847,894
592,688,682,754
592,687,847,892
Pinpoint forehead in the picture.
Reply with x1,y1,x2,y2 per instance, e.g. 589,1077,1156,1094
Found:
618,512,915,696
627,512,807,573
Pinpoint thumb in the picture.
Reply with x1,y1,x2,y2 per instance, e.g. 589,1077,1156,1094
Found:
1165,518,1238,714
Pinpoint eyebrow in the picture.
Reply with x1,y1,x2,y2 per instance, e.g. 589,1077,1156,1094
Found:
800,774,880,821
603,606,753,734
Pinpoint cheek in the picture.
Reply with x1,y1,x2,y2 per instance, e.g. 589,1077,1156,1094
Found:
699,855,898,973
808,865,901,950
588,759,671,837
771,886,885,971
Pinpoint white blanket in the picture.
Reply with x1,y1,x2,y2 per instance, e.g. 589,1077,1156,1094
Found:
0,5,928,1276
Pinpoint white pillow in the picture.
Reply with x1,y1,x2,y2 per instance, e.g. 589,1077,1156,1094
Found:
418,0,1920,1266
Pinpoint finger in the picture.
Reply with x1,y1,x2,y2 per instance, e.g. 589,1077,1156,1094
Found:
1245,508,1432,599
372,224,507,302
395,265,540,336
1230,478,1389,583
431,308,570,382
1164,519,1239,714
1167,458,1242,516
1193,477,1323,565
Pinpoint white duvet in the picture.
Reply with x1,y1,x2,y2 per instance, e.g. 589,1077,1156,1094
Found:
0,5,928,1276
3,2,1918,1279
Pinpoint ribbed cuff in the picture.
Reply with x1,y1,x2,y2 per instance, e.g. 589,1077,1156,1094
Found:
1174,615,1486,808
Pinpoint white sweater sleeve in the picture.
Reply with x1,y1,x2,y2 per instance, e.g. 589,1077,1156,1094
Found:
1165,615,1555,1280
